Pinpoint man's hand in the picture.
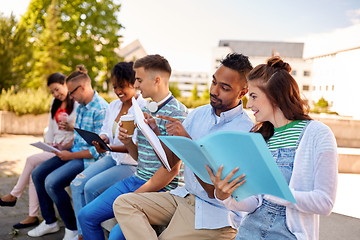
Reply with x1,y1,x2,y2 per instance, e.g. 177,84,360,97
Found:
143,112,161,135
100,134,109,144
55,150,74,161
53,139,73,151
205,165,246,200
156,115,190,137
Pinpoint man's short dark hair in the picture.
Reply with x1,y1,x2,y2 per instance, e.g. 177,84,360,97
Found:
221,53,253,79
133,54,171,75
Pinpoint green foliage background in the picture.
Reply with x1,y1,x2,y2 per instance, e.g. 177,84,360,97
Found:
0,88,52,115
0,13,32,90
0,0,122,91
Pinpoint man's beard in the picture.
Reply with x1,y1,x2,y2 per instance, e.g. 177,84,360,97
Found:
210,93,224,110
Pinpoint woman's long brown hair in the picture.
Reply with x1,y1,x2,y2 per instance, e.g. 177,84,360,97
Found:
249,56,312,141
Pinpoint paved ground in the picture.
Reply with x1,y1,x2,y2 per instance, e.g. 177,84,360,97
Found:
0,134,360,239
0,134,65,239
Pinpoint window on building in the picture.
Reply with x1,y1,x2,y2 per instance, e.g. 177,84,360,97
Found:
223,43,229,47
302,85,310,91
319,86,321,91
332,85,335,91
326,85,329,91
291,70,297,76
313,86,316,91
181,74,191,78
303,71,311,77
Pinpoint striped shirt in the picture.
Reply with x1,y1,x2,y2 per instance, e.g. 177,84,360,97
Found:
267,120,308,150
135,96,188,191
71,91,108,168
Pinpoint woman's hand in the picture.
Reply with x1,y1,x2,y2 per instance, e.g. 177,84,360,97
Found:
118,122,133,145
92,141,107,153
205,165,246,201
58,121,74,131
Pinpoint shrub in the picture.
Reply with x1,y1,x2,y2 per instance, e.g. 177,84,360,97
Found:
169,82,181,98
98,92,117,103
0,87,52,115
177,97,209,109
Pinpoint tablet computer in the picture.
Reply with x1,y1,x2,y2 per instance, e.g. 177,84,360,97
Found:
74,128,112,151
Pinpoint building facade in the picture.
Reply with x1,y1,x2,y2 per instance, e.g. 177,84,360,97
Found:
212,40,313,105
169,71,210,98
307,47,360,118
115,39,147,62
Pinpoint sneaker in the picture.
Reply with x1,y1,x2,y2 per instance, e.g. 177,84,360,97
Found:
63,228,78,240
28,221,60,237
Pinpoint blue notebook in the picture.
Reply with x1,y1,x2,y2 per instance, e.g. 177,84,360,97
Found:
159,131,296,203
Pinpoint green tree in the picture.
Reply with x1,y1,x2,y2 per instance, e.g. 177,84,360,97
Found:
201,85,210,100
20,0,122,89
191,83,199,101
23,0,66,88
312,97,329,113
169,82,181,98
0,13,32,90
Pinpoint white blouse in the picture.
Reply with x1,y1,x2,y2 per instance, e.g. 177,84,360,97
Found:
100,95,147,165
44,98,79,144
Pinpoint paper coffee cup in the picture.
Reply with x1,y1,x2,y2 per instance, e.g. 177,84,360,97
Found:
120,114,135,136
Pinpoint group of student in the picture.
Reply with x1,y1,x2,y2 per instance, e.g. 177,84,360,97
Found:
0,53,338,240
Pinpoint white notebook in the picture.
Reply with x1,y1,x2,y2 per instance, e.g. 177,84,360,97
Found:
30,141,60,153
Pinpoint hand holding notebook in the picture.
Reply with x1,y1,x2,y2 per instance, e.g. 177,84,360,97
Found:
159,131,296,203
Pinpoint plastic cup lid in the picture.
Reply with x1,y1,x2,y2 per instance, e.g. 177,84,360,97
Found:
120,114,134,121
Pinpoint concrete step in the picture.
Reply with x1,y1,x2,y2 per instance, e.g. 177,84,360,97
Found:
338,148,360,174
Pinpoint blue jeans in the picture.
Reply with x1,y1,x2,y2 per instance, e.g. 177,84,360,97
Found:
237,199,296,240
109,224,125,240
70,155,136,235
237,147,297,240
78,175,147,240
32,156,84,230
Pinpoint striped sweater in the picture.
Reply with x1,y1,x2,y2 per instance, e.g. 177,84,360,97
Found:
267,120,307,149
135,97,188,191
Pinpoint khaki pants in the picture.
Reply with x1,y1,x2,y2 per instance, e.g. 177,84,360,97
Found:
113,192,237,240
